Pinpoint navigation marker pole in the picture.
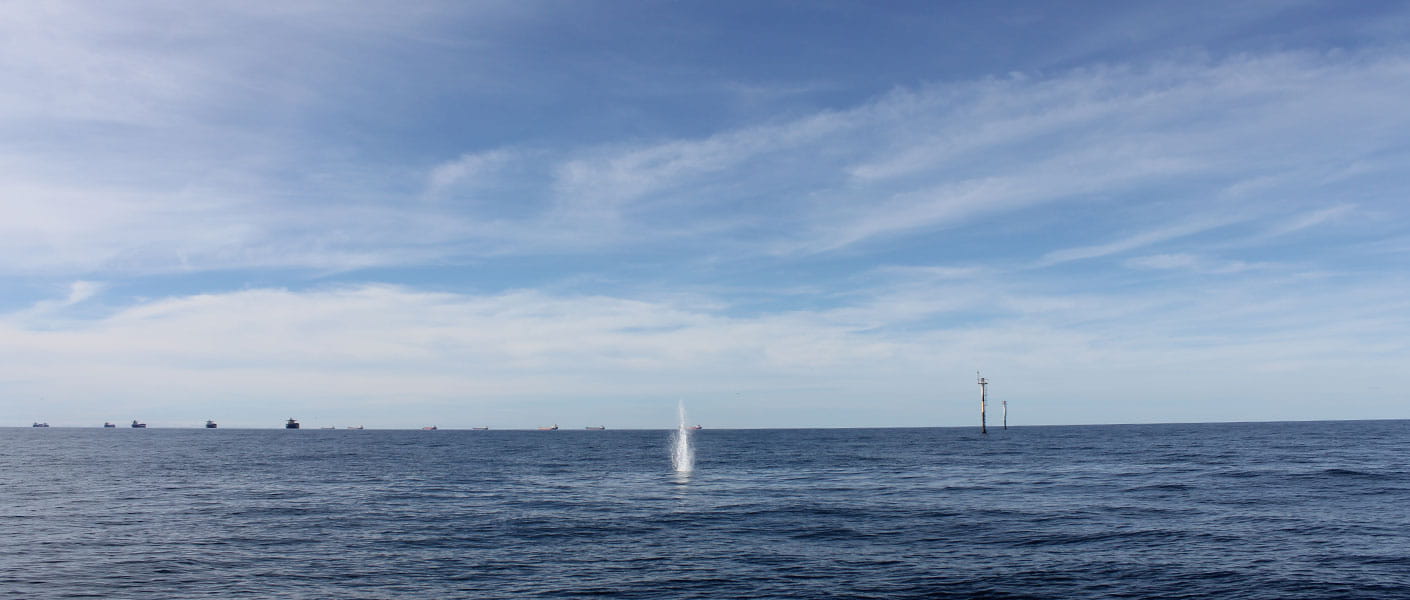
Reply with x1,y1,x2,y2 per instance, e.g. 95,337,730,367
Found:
1002,399,1007,430
978,372,988,435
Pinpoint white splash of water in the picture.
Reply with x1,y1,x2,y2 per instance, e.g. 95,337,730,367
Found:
671,400,694,473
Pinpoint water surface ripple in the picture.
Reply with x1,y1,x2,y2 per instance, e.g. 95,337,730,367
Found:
2,421,1407,598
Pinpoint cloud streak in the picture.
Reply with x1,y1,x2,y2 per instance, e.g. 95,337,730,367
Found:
6,40,1410,274
1037,215,1247,266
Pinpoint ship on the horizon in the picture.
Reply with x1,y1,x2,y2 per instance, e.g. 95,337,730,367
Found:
31,422,49,428
285,418,300,429
103,422,115,428
585,426,605,430
131,420,146,428
422,426,437,431
471,427,489,430
688,425,702,430
537,424,559,431
347,425,364,430
205,420,217,429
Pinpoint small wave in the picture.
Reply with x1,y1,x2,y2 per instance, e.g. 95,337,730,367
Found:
1013,528,1181,547
1122,482,1193,492
1317,467,1390,479
792,526,866,540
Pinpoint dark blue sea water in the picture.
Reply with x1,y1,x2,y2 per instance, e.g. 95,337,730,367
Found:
3,421,1408,599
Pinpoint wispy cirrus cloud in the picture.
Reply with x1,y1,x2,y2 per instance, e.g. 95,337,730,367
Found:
1037,215,1248,267
6,33,1410,275
419,49,1410,262
1259,204,1356,239
1123,253,1270,274
426,149,524,197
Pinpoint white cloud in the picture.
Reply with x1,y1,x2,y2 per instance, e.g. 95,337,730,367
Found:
1261,204,1355,238
1125,253,1200,270
1123,253,1267,274
1038,216,1246,266
3,273,1406,427
546,110,848,223
426,149,521,195
873,265,985,281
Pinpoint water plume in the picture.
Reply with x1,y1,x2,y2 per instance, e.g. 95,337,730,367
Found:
671,400,694,474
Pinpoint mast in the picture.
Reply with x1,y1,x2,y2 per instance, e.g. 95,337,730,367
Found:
977,371,988,434
1002,399,1007,430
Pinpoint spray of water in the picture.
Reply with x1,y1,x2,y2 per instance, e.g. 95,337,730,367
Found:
671,400,694,473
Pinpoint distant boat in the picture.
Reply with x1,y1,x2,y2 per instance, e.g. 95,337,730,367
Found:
320,426,336,430
585,426,605,430
537,424,559,431
285,418,300,429
103,422,115,428
471,427,489,430
688,425,702,430
205,420,217,429
422,426,437,431
346,425,364,430
131,420,146,428
32,422,49,428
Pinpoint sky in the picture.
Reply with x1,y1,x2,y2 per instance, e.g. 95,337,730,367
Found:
3,0,1409,429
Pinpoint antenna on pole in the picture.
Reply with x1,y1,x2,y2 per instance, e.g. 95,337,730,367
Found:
977,371,988,434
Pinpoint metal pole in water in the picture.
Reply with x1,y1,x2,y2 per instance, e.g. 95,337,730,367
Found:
1002,399,1007,430
977,371,988,434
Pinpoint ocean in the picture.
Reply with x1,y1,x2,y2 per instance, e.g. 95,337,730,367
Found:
2,421,1408,599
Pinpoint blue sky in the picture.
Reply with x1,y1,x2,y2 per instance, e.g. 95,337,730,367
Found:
3,1,1408,428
